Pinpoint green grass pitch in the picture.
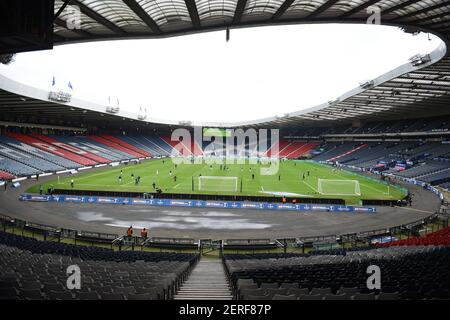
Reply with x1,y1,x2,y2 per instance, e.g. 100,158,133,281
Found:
27,159,407,205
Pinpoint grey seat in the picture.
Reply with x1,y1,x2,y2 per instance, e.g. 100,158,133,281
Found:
43,283,65,293
48,290,74,300
323,293,349,300
75,291,99,300
21,281,42,291
237,279,255,287
127,293,153,300
353,293,375,300
241,288,265,299
299,294,322,300
280,283,298,289
245,294,271,300
377,292,399,300
272,294,297,300
101,293,125,300
289,288,310,296
260,283,279,290
21,289,44,300
310,288,332,296
0,287,18,299
114,286,135,295
266,288,289,298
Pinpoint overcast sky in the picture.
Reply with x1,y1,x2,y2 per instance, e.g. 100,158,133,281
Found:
0,24,442,123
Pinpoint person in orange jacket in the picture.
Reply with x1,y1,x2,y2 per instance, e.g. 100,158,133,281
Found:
126,226,133,237
140,228,148,239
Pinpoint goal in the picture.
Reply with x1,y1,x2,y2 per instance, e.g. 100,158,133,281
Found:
198,176,238,192
317,179,361,196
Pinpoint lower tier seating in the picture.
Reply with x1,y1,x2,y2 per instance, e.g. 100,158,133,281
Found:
225,246,450,300
0,231,198,300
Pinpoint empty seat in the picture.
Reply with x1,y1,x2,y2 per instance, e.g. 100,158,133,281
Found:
377,292,399,300
353,293,375,300
245,294,271,300
21,281,41,291
127,293,154,300
113,286,135,295
260,283,279,290
0,287,18,300
48,290,74,300
75,292,100,300
272,294,297,300
21,289,44,300
101,293,125,300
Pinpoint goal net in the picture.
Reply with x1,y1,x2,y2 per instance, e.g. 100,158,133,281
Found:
317,179,361,196
198,176,238,192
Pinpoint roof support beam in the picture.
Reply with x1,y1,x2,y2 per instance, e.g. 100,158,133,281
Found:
271,0,295,21
381,0,421,16
421,16,450,28
53,0,73,23
185,0,201,29
233,0,248,23
340,0,381,18
70,0,126,34
122,0,162,34
390,0,450,21
306,0,340,20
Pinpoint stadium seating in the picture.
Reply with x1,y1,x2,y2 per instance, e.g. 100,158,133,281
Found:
6,133,96,166
162,136,191,156
98,135,151,157
30,133,110,164
88,135,145,158
225,246,450,300
0,231,198,300
0,143,65,173
0,170,14,180
0,135,80,169
377,227,450,247
0,155,40,176
0,129,448,184
123,136,172,156
58,136,130,161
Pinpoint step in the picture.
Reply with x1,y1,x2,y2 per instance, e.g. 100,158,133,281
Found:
173,258,233,300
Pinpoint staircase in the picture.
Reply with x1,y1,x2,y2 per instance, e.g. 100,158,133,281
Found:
173,259,233,300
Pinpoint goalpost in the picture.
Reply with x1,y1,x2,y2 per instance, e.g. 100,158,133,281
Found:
317,179,361,196
198,176,238,192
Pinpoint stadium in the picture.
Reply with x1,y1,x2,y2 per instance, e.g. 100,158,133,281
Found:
0,0,449,303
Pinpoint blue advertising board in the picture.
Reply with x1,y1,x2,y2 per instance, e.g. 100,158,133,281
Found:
19,194,376,214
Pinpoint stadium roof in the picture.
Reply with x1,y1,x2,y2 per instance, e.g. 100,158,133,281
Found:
1,0,450,128
53,0,450,45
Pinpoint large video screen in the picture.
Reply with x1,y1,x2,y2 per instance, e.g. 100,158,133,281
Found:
203,128,231,137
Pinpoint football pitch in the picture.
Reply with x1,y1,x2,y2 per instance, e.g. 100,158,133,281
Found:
28,159,407,205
